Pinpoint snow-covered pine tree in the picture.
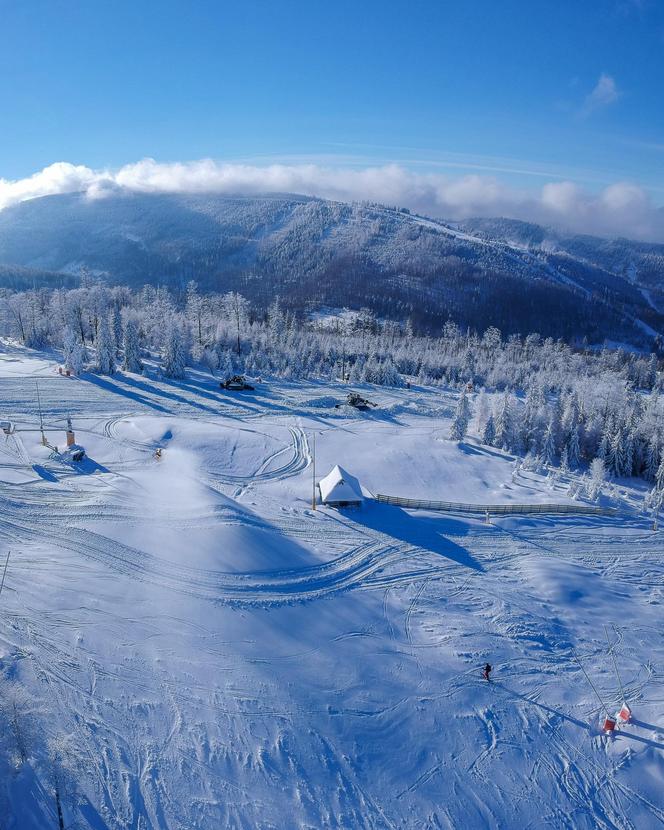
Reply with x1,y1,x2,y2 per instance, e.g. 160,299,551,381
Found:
62,326,76,370
72,341,85,374
95,313,115,375
561,392,580,439
123,314,143,373
522,384,542,452
112,304,123,356
560,445,570,473
482,413,496,446
450,390,471,441
624,430,635,478
567,424,581,469
645,437,661,482
475,388,489,433
608,427,627,477
657,455,664,491
646,353,658,390
267,297,286,341
62,325,85,374
380,357,402,387
597,421,611,461
494,392,514,451
162,319,187,379
201,347,219,374
217,347,234,381
644,486,663,527
222,291,250,356
186,280,204,358
541,418,556,468
587,457,606,501
23,291,49,347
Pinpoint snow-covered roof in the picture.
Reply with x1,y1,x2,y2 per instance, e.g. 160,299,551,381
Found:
318,465,363,505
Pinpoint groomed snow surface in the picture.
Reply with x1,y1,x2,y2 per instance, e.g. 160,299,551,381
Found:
1,345,663,829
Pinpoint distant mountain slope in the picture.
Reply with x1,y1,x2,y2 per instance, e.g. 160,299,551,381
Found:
460,217,664,310
0,262,79,291
0,190,662,346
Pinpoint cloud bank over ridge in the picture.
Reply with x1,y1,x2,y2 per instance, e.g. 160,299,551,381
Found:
1,158,663,242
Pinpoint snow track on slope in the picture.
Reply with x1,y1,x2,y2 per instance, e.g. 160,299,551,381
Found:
4,513,442,605
208,426,310,487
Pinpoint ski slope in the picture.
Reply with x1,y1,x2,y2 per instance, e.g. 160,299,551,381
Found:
1,345,663,829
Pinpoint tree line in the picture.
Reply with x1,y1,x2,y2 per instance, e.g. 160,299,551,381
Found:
1,281,662,493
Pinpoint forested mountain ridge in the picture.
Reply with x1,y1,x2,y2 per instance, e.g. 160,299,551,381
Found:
460,216,664,303
0,190,662,347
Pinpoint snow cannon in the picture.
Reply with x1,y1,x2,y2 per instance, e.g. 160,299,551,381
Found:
602,716,616,734
617,703,631,723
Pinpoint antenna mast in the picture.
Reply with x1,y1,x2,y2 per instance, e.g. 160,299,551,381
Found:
312,433,317,511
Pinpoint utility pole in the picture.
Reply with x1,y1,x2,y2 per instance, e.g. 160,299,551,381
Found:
312,433,317,511
36,381,46,446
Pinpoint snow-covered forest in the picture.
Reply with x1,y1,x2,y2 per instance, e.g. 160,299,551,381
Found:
1,192,662,349
1,281,662,490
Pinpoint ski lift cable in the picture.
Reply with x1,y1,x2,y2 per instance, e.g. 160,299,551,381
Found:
604,624,627,703
571,650,611,718
0,550,11,597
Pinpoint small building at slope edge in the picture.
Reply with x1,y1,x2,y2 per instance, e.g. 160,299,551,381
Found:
318,465,363,507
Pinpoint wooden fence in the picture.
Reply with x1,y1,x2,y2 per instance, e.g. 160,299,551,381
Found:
375,494,615,517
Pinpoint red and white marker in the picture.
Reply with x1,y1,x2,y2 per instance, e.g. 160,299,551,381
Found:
617,703,631,723
603,716,617,733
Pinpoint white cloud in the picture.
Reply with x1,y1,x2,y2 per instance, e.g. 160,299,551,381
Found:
583,73,621,113
0,162,99,207
0,158,662,242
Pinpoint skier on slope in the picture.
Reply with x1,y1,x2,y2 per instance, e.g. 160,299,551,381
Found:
483,663,492,681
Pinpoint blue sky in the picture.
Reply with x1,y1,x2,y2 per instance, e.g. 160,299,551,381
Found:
1,0,663,238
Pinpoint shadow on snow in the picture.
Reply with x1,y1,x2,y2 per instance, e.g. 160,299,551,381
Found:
347,501,483,572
